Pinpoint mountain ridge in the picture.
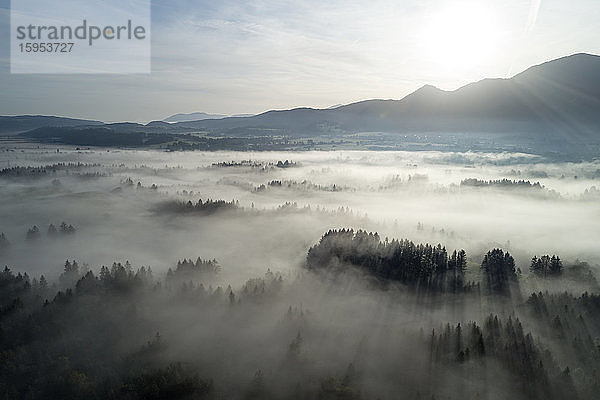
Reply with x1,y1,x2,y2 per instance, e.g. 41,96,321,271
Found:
0,115,103,134
2,53,600,139
174,52,600,135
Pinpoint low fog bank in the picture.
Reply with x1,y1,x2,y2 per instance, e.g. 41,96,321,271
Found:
1,147,599,280
0,147,599,399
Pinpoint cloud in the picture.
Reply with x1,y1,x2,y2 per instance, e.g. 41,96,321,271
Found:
527,0,542,32
1,0,599,121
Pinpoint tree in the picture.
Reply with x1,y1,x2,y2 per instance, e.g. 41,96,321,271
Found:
530,255,562,277
549,255,562,275
26,225,40,240
47,224,57,235
59,260,81,288
59,222,76,234
481,249,517,294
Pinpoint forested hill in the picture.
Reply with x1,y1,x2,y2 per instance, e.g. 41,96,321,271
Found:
0,115,103,134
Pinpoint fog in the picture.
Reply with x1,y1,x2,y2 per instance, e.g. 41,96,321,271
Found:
1,146,599,399
2,148,599,279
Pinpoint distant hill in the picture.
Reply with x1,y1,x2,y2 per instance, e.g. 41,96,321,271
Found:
5,53,600,152
164,112,227,123
164,112,255,123
0,115,103,134
21,126,176,147
177,53,600,136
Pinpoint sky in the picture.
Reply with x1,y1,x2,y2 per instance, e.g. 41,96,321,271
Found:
0,0,599,123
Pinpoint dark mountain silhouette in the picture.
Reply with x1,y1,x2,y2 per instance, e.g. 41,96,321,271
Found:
4,53,600,151
177,53,600,136
0,115,103,134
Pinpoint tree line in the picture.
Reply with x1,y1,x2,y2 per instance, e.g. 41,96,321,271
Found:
307,229,564,296
306,229,471,293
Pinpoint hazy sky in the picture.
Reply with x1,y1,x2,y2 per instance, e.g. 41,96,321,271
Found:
0,0,599,122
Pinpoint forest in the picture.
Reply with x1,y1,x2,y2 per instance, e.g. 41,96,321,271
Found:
1,233,599,399
0,148,599,399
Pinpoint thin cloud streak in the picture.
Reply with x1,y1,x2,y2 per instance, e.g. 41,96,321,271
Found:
527,0,542,32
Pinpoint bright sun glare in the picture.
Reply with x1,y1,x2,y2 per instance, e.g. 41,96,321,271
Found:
422,3,502,71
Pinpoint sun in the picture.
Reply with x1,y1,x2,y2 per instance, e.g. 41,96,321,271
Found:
421,3,503,71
